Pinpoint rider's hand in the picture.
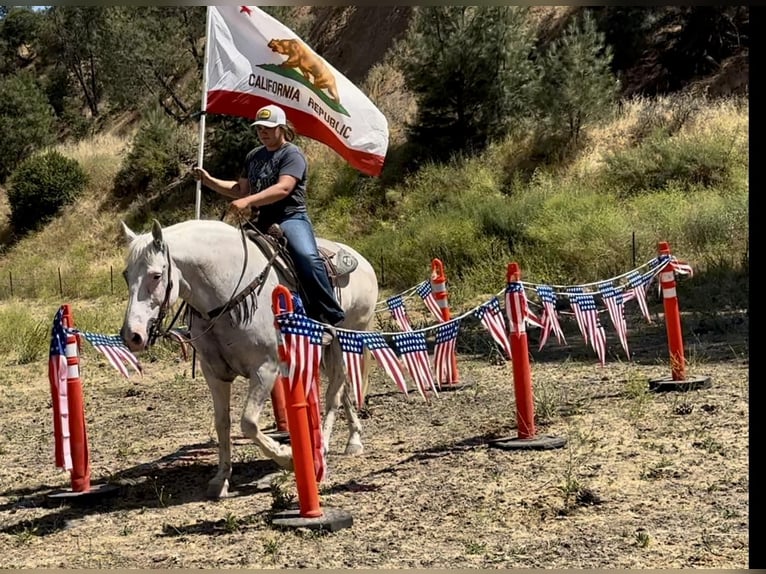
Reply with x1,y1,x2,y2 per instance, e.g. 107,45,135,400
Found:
192,166,209,183
229,197,255,219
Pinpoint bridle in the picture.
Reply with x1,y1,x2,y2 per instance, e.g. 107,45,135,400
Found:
147,241,176,347
145,217,279,348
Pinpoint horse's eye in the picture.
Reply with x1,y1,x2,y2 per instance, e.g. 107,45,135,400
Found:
153,273,162,282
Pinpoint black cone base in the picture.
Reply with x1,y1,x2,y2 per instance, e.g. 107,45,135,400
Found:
47,482,121,506
648,375,712,393
270,506,353,532
489,434,567,451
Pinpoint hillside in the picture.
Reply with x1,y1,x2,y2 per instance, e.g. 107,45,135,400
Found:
298,6,748,99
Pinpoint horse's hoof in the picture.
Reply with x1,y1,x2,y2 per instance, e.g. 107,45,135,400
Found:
344,443,364,456
206,478,230,499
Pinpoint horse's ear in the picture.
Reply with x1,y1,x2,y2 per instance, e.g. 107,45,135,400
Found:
151,219,164,250
121,220,137,244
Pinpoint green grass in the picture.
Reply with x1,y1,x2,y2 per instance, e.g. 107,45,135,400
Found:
0,93,749,318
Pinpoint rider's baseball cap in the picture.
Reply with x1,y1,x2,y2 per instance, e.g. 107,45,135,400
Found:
252,104,287,128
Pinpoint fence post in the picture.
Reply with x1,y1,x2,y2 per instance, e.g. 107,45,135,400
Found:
489,263,566,452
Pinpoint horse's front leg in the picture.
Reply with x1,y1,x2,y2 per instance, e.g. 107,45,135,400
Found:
200,362,233,499
240,359,294,470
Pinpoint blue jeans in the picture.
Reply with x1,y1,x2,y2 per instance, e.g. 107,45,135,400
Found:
280,212,345,325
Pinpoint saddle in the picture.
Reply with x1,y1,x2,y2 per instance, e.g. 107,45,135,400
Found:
246,224,358,297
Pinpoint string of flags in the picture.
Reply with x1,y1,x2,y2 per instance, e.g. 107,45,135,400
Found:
334,253,694,396
48,316,143,381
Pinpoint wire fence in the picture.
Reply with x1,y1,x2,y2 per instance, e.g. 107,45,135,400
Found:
0,265,128,300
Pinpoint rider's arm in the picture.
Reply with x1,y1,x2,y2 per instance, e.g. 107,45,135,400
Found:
240,174,296,209
197,170,249,199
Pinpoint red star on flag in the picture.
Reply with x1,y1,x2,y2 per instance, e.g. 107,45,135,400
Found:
240,6,252,15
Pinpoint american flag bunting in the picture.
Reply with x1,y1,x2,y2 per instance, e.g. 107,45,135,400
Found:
670,257,694,278
360,332,410,397
567,287,589,342
578,293,607,365
386,294,413,332
433,320,460,385
336,330,366,410
274,312,326,482
625,270,652,323
474,298,512,360
392,330,437,400
79,331,143,378
505,282,543,334
598,282,630,358
415,280,445,323
48,306,72,471
535,285,566,351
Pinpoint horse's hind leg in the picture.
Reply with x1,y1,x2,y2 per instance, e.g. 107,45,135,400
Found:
200,363,233,499
323,345,363,456
240,360,294,470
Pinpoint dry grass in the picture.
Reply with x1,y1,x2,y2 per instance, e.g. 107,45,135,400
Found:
0,303,748,568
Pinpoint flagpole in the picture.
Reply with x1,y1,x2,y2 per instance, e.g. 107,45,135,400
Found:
195,6,213,220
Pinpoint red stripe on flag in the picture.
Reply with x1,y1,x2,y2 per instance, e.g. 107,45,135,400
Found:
207,91,385,177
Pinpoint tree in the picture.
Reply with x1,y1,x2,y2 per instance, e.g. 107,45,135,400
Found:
41,7,108,118
0,71,56,182
0,7,42,74
537,9,619,148
397,6,539,159
99,7,205,121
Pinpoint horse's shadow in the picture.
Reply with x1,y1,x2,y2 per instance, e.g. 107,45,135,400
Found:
0,441,281,537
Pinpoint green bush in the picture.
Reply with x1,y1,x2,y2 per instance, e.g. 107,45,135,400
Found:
7,150,88,236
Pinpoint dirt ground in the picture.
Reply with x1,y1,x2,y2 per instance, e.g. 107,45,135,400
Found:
0,309,749,568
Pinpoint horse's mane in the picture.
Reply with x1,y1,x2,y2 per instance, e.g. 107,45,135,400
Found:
126,219,239,267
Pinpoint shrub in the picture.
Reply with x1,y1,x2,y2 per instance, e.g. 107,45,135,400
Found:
602,132,736,196
7,150,88,236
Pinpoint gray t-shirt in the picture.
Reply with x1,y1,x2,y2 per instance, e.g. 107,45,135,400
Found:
240,142,308,230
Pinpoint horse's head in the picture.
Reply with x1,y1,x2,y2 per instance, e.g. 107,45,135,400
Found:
120,219,181,352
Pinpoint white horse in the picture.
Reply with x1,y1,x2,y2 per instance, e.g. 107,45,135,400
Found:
119,218,378,498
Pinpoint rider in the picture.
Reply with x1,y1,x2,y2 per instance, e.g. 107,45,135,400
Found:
192,104,345,332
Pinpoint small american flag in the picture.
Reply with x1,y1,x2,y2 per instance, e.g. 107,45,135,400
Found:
598,282,630,358
505,282,543,335
535,285,566,351
336,330,366,409
386,294,413,332
48,307,72,471
474,298,512,360
274,312,326,482
79,331,142,379
415,281,444,323
433,319,460,386
392,330,437,400
670,256,694,278
567,287,589,342
625,270,652,323
578,293,607,365
274,313,324,397
360,332,409,397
